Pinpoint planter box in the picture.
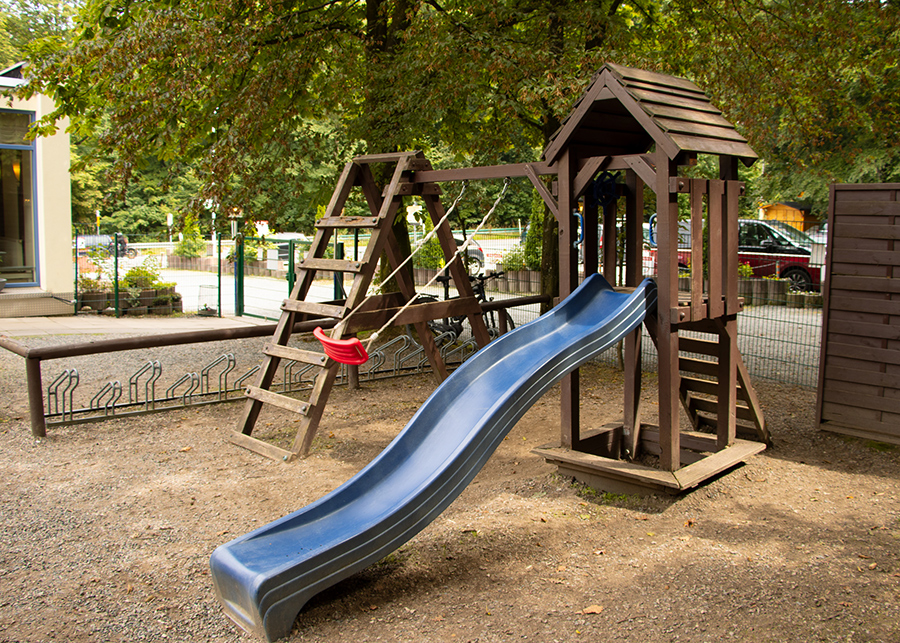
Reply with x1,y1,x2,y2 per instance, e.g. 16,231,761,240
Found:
750,279,768,304
738,279,754,306
786,291,804,308
79,291,109,312
767,279,788,306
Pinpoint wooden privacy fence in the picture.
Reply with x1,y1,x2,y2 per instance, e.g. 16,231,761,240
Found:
816,183,900,445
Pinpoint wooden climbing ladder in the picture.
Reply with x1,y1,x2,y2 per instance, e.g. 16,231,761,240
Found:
230,151,491,461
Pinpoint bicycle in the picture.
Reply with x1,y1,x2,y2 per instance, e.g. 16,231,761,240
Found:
417,271,516,345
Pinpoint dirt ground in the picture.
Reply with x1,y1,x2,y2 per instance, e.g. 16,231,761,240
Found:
0,359,899,643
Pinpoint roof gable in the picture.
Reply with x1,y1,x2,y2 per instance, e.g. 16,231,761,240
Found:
542,63,757,165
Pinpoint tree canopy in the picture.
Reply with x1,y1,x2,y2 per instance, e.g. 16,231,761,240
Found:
8,0,900,228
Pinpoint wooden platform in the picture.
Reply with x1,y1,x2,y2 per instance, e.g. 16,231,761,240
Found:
533,423,766,496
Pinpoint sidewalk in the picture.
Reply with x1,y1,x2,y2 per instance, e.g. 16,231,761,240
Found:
0,313,275,337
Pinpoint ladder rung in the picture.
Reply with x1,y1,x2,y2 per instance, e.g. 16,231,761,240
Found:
688,395,753,421
354,152,416,163
382,182,441,197
316,216,379,229
297,258,364,273
228,431,296,462
244,385,311,416
681,375,743,398
281,300,346,318
679,336,719,356
679,356,718,376
264,343,329,366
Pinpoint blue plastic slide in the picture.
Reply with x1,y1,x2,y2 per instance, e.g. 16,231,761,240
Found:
210,274,658,641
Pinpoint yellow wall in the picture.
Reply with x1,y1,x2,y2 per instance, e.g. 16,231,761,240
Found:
7,92,72,294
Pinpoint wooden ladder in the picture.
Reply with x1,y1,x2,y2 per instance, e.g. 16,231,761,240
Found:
676,330,771,448
230,151,490,461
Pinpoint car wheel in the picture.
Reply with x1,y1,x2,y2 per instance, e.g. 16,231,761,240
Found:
782,267,812,292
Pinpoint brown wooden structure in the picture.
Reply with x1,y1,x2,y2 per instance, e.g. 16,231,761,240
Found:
529,63,770,493
238,64,771,487
816,183,900,445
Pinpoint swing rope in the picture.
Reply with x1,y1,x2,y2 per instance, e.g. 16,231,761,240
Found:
313,178,512,364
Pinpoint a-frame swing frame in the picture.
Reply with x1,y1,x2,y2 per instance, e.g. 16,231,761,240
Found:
231,151,491,461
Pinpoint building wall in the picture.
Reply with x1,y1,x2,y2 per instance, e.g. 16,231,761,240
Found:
0,89,74,316
760,204,815,231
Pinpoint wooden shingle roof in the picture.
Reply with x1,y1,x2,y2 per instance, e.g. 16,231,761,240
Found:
542,62,757,165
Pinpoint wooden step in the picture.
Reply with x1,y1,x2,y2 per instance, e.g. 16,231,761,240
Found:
680,375,743,398
316,216,379,229
678,336,719,357
244,386,311,416
687,395,754,422
297,257,365,273
229,431,296,462
281,300,347,318
679,356,718,377
263,343,329,366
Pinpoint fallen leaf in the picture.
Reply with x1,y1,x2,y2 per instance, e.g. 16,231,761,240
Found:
869,562,877,569
582,605,604,614
179,446,191,452
858,554,872,559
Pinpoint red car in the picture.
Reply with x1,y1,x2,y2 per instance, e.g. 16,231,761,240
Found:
647,218,823,291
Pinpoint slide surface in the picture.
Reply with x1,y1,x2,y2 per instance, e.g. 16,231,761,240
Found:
210,274,658,641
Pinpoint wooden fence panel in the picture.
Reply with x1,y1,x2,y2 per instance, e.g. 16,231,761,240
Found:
817,183,900,445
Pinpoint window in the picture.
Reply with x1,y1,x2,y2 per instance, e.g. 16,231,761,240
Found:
0,110,36,285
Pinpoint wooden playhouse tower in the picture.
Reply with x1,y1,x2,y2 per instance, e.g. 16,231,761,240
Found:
530,63,771,494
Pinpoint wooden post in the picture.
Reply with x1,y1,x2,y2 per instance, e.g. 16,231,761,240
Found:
602,197,617,285
717,157,740,449
623,171,644,456
656,151,681,471
26,357,46,438
558,149,580,449
583,197,599,277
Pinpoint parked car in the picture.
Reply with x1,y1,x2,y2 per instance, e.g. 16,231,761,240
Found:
736,219,820,290
646,217,822,291
457,236,485,273
413,235,485,274
75,234,136,258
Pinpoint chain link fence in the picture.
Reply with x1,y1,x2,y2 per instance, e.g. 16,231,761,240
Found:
72,230,822,387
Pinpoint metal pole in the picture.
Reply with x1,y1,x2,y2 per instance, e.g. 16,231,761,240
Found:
287,239,296,294
333,242,344,300
113,232,120,318
26,357,46,437
235,234,244,316
217,235,222,318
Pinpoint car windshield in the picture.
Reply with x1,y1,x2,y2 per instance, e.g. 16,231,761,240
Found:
766,220,814,246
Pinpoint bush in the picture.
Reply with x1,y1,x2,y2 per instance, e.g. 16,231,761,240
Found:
413,235,445,269
175,213,205,258
122,262,162,289
524,190,544,271
499,244,527,271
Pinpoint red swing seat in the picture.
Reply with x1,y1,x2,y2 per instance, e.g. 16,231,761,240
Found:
313,327,369,365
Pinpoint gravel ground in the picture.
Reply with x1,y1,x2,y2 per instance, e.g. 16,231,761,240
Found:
0,326,899,643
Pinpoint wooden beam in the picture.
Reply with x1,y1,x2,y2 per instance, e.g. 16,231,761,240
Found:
412,161,556,183
524,163,559,220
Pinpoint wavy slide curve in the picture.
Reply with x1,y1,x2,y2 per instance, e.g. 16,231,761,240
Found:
210,274,658,641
